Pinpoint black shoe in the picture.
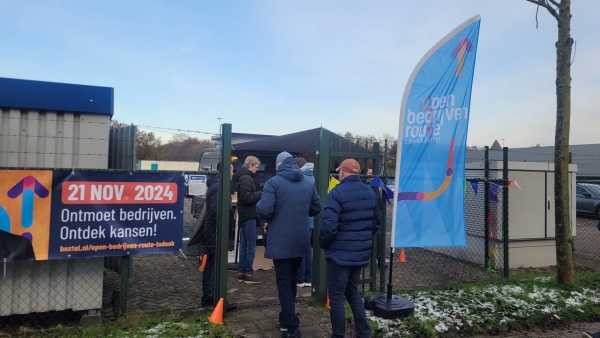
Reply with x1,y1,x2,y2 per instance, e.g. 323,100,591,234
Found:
583,332,600,338
278,320,287,332
282,330,301,338
225,302,237,312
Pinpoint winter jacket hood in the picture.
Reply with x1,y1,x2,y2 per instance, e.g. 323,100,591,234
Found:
276,157,304,182
256,157,322,260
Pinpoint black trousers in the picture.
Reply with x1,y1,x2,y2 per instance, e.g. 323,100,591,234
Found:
273,257,303,332
201,245,216,305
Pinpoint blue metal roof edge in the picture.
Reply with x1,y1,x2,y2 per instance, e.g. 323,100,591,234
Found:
0,77,114,116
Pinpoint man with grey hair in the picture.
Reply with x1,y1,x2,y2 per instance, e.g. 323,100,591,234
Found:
257,151,322,338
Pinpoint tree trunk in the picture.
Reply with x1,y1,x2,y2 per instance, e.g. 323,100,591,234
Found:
554,0,575,284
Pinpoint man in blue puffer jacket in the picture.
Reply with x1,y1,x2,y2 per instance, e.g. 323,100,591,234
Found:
320,158,380,338
257,152,322,338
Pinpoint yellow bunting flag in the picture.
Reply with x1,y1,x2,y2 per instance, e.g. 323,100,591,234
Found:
328,177,340,192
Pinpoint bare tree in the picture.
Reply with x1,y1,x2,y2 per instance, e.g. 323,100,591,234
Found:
524,0,574,284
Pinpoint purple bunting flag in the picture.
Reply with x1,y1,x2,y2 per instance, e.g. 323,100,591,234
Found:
490,184,498,202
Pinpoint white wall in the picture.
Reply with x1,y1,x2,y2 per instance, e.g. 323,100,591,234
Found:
138,160,198,171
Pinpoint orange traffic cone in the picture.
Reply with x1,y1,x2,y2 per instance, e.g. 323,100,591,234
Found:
199,255,207,272
326,294,330,309
489,228,494,239
208,298,225,325
398,248,406,263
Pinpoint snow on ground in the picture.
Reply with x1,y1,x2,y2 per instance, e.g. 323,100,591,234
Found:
367,283,600,337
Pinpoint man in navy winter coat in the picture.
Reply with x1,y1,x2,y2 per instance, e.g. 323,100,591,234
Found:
256,152,322,338
320,158,380,338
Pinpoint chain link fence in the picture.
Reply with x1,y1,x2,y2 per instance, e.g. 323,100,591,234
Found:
382,174,509,292
1,169,509,334
573,179,600,271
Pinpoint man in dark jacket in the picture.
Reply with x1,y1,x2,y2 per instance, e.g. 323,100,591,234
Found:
257,152,322,338
188,163,236,310
233,156,263,283
321,159,380,338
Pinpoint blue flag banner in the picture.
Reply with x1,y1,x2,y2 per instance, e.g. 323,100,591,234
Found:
471,181,479,195
369,176,394,205
392,15,481,248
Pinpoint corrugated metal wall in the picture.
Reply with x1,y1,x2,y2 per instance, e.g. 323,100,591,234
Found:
0,109,108,315
108,125,136,170
0,108,109,169
1,259,104,316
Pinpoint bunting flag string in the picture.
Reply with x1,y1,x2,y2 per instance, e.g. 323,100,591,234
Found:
465,179,521,199
369,176,394,205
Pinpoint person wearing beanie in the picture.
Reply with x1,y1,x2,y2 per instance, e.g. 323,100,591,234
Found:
275,151,293,166
320,158,380,338
256,151,322,338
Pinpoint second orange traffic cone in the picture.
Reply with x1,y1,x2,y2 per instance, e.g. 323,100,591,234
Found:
199,255,207,272
398,248,406,263
207,298,224,325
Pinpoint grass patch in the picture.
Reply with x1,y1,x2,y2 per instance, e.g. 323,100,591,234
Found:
14,312,233,338
368,271,600,337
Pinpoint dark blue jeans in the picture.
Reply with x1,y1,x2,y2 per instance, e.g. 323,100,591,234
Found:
297,229,313,284
327,260,371,338
237,219,256,275
274,258,302,332
297,255,313,284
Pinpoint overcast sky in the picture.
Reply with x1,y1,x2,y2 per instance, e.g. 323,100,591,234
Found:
1,0,598,148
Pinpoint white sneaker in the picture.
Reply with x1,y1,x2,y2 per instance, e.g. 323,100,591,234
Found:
297,283,304,288
303,282,311,287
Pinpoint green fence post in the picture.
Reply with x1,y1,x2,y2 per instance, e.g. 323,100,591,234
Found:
313,130,331,305
217,124,232,303
379,139,388,293
569,152,574,258
502,147,510,278
119,255,130,317
370,142,380,292
484,147,490,270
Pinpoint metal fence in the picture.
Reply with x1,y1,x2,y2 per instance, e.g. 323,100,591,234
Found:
573,179,600,271
380,174,509,293
0,157,515,336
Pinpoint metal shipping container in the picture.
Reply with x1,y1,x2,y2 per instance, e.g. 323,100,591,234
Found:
0,77,113,317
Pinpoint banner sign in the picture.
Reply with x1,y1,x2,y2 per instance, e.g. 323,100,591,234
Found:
392,15,481,248
0,170,184,261
188,175,207,196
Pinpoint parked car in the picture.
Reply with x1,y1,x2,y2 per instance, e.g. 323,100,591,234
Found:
575,183,600,216
386,178,395,192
